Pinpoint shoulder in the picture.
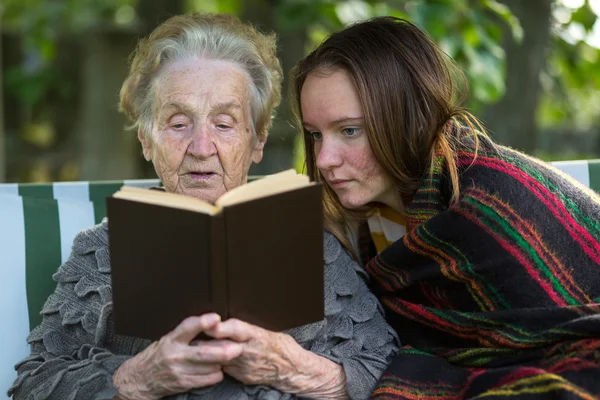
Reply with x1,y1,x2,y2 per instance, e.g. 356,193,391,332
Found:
64,219,111,272
323,230,368,280
48,219,112,316
323,230,343,264
55,217,112,293
71,218,109,256
455,138,538,192
322,231,375,315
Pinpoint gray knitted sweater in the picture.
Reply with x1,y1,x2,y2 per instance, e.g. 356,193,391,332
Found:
9,220,399,399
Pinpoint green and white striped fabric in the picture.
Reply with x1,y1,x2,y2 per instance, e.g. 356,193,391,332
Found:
0,179,158,397
0,161,598,396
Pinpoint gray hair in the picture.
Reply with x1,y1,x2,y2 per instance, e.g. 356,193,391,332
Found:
120,13,282,141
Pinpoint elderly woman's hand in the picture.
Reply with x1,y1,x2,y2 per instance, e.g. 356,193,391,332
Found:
113,313,242,400
205,319,349,399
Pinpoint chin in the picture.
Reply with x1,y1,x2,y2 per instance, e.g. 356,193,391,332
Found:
339,195,369,210
183,187,223,204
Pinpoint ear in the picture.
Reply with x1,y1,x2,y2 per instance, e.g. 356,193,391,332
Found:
137,128,153,161
251,134,267,164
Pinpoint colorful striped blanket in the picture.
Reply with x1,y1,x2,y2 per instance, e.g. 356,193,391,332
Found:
364,137,600,399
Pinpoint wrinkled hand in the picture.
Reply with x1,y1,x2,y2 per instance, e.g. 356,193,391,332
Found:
204,318,315,393
113,313,243,400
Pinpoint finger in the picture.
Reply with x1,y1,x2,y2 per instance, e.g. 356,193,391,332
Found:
204,318,259,342
189,339,243,363
169,313,221,343
175,370,225,390
179,361,222,375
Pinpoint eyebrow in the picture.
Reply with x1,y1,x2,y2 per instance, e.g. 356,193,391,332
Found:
302,116,364,130
158,101,245,121
212,101,243,114
158,102,196,117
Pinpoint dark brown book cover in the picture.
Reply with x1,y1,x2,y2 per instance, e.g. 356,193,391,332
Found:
107,184,324,341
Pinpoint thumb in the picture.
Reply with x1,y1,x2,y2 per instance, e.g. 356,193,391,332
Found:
205,318,262,342
169,313,221,343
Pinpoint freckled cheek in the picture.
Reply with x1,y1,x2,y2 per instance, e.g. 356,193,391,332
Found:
346,148,372,173
349,148,387,188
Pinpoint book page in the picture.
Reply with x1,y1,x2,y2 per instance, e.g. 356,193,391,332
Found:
114,186,219,215
215,169,311,208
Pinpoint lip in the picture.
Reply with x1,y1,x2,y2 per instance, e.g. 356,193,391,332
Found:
186,171,217,181
328,179,351,189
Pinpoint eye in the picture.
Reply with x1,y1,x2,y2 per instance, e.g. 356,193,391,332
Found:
167,114,191,132
342,127,360,137
310,131,323,140
168,122,189,132
214,114,235,131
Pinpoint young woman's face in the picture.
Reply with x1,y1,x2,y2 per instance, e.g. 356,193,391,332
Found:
301,69,401,211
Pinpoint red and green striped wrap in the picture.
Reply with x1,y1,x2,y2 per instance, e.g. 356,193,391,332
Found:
364,139,600,399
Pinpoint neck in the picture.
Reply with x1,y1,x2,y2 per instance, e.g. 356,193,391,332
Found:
375,190,404,214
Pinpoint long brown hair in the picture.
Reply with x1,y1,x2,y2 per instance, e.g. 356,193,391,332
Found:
290,17,485,255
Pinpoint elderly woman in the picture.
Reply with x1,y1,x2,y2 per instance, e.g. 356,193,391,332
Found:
8,14,398,400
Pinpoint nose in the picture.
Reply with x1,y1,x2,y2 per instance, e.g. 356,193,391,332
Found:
187,124,217,159
315,137,343,171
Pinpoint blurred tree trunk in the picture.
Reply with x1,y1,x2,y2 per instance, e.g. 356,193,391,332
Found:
79,0,184,180
241,0,306,175
0,22,5,182
480,0,553,152
137,0,185,35
78,31,139,180
1,32,21,183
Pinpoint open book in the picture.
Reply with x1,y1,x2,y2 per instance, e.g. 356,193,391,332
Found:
107,170,324,341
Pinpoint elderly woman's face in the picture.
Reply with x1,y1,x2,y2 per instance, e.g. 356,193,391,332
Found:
139,58,265,203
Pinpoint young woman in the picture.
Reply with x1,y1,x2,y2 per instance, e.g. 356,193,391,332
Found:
292,16,600,399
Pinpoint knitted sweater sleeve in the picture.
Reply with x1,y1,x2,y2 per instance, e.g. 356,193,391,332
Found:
8,221,143,400
290,231,400,400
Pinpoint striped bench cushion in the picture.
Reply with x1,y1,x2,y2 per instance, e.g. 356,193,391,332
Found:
0,162,598,392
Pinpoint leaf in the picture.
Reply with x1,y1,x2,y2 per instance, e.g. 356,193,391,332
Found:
461,24,480,46
482,0,523,43
22,122,56,149
216,0,242,15
438,36,461,58
463,44,505,103
276,0,321,32
570,2,598,32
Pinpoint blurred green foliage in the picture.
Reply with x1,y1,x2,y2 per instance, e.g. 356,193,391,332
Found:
1,0,522,111
2,0,137,110
3,0,599,119
280,0,522,107
1,0,599,178
540,1,600,130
